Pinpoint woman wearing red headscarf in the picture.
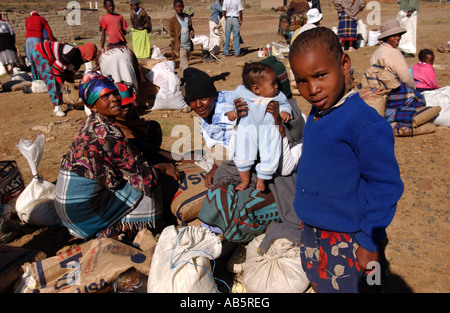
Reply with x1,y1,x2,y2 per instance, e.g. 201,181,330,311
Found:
29,41,98,116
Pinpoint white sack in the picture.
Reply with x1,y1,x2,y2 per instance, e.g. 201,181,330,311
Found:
422,86,450,126
357,19,368,42
397,10,417,55
243,234,309,293
31,80,47,93
147,61,187,110
147,225,222,293
367,30,380,47
15,135,61,226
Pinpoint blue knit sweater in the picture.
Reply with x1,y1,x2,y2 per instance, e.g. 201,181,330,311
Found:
294,93,404,252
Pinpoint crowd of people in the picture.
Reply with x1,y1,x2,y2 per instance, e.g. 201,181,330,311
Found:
0,0,447,294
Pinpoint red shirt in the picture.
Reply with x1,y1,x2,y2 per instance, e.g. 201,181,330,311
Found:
25,14,55,40
99,13,128,45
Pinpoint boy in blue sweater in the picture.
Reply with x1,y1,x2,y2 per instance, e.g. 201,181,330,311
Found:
289,27,404,293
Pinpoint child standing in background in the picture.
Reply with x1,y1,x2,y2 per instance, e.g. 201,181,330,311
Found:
411,49,440,93
225,62,291,192
129,0,152,59
100,0,129,50
169,0,194,75
289,27,404,293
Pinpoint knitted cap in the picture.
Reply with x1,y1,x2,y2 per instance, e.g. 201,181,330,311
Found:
183,68,217,103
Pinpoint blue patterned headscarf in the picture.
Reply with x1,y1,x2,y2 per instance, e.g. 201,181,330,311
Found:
79,73,118,108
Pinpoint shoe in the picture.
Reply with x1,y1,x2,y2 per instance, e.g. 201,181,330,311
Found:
235,54,244,58
53,106,66,117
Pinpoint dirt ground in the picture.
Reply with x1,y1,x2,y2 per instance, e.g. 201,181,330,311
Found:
1,1,449,293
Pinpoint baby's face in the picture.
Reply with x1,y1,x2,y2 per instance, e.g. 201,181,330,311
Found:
290,46,349,111
422,54,434,65
257,70,279,98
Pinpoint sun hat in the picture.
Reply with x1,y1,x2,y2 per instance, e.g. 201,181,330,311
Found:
115,83,136,105
306,8,322,24
378,19,406,41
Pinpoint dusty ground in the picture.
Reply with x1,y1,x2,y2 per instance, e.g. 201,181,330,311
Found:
1,1,449,293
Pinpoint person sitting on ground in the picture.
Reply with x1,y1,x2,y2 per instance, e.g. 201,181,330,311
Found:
54,74,181,240
224,62,292,191
289,27,404,293
29,41,98,117
100,0,129,51
411,49,440,93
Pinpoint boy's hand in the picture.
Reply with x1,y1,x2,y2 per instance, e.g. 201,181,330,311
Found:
280,111,291,123
226,111,238,121
356,246,379,272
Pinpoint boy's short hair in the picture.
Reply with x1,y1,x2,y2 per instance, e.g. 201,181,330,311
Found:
174,0,184,6
289,27,343,65
104,0,113,6
242,62,275,91
418,49,434,62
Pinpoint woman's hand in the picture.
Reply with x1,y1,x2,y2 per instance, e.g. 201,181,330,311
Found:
156,163,181,181
266,101,286,138
234,98,249,118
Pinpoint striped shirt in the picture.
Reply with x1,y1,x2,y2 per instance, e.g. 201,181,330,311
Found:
35,41,83,84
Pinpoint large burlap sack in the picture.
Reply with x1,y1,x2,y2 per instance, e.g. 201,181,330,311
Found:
171,163,208,223
421,86,450,127
16,228,156,293
243,233,310,293
147,225,222,293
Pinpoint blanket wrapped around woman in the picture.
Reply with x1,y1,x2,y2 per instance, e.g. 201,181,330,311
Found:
54,74,168,239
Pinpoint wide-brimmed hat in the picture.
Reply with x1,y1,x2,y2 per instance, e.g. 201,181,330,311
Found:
306,8,322,24
378,19,406,41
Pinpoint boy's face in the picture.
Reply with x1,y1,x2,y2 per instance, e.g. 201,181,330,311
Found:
291,46,350,112
105,1,115,14
130,4,139,12
174,2,184,15
253,70,279,98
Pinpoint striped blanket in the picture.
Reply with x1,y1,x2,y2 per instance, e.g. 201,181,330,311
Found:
385,83,426,134
198,184,279,243
54,169,163,239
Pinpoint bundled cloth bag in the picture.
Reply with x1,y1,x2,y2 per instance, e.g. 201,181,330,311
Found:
421,86,450,127
243,234,309,293
147,225,222,293
146,61,188,110
15,135,61,226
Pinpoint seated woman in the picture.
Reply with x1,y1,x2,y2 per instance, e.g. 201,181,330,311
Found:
370,19,437,135
54,74,181,240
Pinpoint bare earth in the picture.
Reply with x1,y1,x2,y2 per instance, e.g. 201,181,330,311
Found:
1,2,449,293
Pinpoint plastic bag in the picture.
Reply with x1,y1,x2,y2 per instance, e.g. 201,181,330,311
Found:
422,86,450,126
31,80,47,93
15,135,61,226
147,61,188,110
357,19,368,42
397,10,417,54
151,45,166,60
367,30,380,46
147,225,222,293
243,234,309,293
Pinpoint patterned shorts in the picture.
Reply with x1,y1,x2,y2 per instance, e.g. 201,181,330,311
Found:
300,223,378,293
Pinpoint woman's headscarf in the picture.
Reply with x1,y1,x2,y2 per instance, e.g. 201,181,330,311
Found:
78,43,98,62
79,74,118,109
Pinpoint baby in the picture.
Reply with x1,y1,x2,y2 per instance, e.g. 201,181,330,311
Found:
225,62,291,191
